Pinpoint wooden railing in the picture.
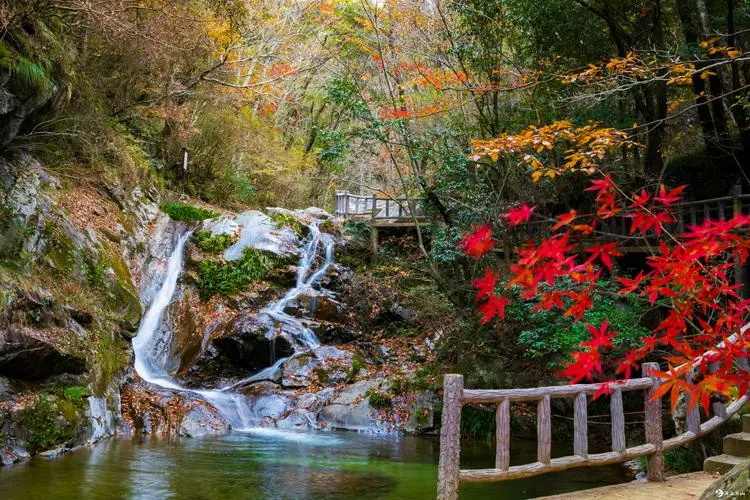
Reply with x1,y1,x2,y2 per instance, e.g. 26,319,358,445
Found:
437,359,750,499
334,191,426,221
335,186,750,237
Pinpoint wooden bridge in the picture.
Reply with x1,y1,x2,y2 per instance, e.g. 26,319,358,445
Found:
437,346,750,499
335,191,428,226
335,186,750,240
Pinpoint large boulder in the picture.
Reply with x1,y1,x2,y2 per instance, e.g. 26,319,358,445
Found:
0,328,86,379
318,379,390,432
213,314,294,371
224,211,300,261
281,346,353,388
283,291,347,323
701,460,750,499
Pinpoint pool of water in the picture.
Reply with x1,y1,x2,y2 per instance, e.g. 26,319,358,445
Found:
0,430,632,499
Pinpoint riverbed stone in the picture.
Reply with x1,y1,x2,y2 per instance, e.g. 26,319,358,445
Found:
0,441,30,465
281,346,353,388
276,409,316,430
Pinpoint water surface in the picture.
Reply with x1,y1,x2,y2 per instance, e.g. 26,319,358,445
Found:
0,431,632,499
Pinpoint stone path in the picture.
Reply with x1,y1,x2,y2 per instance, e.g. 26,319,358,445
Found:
539,471,720,499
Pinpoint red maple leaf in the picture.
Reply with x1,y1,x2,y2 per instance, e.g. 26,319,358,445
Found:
552,209,578,230
585,242,623,271
472,268,498,301
503,203,536,227
654,184,687,206
462,225,494,258
583,320,616,350
477,294,510,323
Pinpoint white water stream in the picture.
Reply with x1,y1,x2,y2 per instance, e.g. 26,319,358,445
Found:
131,218,335,430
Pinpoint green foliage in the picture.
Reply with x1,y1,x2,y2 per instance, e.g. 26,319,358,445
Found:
664,447,695,474
19,396,71,454
460,405,495,440
196,248,275,298
0,40,54,97
512,279,649,370
269,212,304,235
347,355,365,382
366,389,393,408
53,386,88,401
160,202,218,222
192,229,236,254
82,259,108,286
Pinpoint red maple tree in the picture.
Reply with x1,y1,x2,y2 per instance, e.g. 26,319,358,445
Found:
461,169,750,411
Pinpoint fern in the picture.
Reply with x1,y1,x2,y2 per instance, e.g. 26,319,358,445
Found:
1,54,53,96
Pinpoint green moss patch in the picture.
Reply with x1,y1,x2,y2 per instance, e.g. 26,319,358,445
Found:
192,229,236,254
196,247,275,298
160,202,218,221
366,389,392,408
269,212,304,235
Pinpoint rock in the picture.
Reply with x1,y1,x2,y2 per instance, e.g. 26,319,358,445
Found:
276,409,316,430
404,390,439,434
0,442,30,466
297,388,335,413
0,376,16,401
244,388,294,422
701,460,750,499
284,291,347,323
213,314,294,372
179,401,231,437
281,347,353,388
39,446,71,459
0,328,86,379
308,321,360,345
224,211,300,261
203,217,240,237
318,379,391,432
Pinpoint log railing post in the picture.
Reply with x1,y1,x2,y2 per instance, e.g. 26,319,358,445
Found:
537,394,551,464
496,398,510,470
611,386,626,453
573,392,588,458
643,362,664,481
438,374,463,500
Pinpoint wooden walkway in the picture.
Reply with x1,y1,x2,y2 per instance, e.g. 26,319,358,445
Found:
540,471,719,499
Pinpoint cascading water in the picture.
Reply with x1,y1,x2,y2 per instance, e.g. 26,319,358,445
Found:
131,217,335,430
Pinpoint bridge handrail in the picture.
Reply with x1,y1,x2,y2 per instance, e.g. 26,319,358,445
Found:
437,324,750,499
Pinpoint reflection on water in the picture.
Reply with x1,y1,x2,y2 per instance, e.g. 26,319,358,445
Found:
0,431,631,499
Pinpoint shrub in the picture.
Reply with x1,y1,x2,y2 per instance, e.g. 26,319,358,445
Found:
269,211,304,235
197,248,274,298
513,279,649,371
54,386,88,400
19,396,71,454
192,229,236,254
367,389,393,408
160,202,218,221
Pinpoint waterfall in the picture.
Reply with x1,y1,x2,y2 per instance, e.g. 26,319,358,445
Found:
131,217,335,430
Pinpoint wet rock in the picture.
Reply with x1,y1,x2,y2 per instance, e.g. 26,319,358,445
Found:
213,314,294,371
404,391,439,434
242,385,295,422
296,388,335,413
276,409,316,430
39,446,71,459
0,328,86,379
309,321,360,345
318,379,390,432
0,442,30,466
179,401,231,437
281,347,353,388
119,382,230,437
284,292,347,323
224,211,300,261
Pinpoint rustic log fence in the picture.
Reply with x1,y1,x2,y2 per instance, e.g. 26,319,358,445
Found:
334,191,426,222
437,353,750,499
336,186,750,235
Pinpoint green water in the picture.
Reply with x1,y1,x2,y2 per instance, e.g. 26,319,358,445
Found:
0,429,631,499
